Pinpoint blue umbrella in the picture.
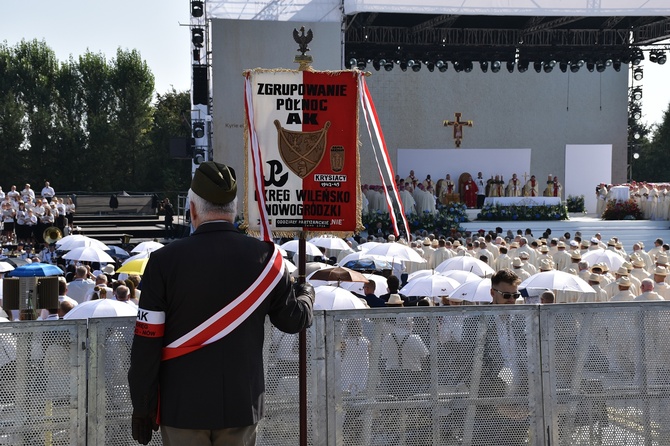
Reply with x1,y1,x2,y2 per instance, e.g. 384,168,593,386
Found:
7,263,63,277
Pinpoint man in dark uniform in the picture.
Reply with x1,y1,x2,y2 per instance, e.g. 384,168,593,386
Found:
128,161,314,445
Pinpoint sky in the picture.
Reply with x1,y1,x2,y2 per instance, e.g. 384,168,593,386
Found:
1,1,669,127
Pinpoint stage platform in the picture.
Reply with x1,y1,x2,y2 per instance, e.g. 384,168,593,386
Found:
461,211,670,251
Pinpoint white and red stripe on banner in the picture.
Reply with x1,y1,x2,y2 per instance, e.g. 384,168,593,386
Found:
359,74,410,238
244,69,360,235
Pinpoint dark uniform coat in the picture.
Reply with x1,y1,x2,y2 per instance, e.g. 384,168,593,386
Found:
128,221,313,429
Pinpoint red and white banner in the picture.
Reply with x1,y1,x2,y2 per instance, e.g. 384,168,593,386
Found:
244,69,361,236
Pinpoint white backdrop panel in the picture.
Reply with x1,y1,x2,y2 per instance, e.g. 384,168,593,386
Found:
565,144,612,213
397,149,531,193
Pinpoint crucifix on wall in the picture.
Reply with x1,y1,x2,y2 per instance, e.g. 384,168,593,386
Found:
443,112,473,148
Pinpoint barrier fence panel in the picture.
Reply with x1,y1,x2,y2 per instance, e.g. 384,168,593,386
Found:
0,320,87,446
324,307,545,446
259,318,326,446
86,317,154,446
5,303,670,445
540,302,670,446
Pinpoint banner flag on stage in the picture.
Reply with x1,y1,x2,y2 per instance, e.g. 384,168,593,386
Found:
244,69,362,237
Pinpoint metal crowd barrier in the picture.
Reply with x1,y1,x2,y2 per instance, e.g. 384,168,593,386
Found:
1,303,670,445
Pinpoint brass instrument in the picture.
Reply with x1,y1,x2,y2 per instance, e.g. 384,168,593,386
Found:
43,227,63,244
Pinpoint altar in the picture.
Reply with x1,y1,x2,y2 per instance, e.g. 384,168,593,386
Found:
609,186,630,202
484,197,562,207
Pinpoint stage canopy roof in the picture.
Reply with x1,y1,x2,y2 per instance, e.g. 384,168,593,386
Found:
208,0,670,67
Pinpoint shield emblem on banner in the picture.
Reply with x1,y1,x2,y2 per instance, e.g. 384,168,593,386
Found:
274,120,331,179
330,146,344,172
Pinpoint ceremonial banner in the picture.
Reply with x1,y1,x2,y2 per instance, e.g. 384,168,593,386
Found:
244,69,361,237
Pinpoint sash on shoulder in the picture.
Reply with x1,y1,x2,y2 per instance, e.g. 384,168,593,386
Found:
161,244,285,361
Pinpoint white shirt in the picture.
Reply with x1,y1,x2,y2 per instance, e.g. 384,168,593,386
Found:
41,186,55,198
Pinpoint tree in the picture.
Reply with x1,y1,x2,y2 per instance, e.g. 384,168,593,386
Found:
13,39,59,184
144,89,192,193
637,104,670,181
0,43,25,187
109,48,155,189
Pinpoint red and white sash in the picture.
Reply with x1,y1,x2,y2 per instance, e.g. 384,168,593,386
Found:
143,245,285,361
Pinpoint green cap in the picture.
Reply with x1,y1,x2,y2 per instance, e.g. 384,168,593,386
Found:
191,161,237,204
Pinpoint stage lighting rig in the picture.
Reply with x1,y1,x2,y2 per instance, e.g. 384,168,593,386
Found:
191,1,204,17
191,28,205,47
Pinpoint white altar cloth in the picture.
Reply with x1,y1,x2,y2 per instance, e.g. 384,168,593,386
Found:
484,197,562,207
609,186,630,202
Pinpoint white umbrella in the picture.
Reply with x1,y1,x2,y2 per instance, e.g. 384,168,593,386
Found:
338,251,396,267
438,270,484,284
340,274,388,296
131,241,164,253
400,274,461,297
365,243,426,264
56,234,88,248
123,251,151,264
357,241,382,252
63,299,138,319
581,249,625,272
291,261,331,280
309,235,350,251
57,235,109,251
435,257,495,278
62,246,115,263
314,285,368,310
449,278,493,303
274,244,288,257
519,270,595,293
0,261,15,273
280,240,323,257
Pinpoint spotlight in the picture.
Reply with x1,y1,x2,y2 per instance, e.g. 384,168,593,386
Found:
399,61,408,71
193,149,206,165
491,60,501,73
411,61,421,72
586,61,595,72
436,60,448,72
543,60,556,73
632,49,644,65
452,61,463,72
480,61,488,73
632,87,643,101
658,51,667,65
373,59,381,71
595,61,606,73
570,60,584,73
191,28,204,47
463,61,473,72
613,60,622,72
384,60,394,71
533,61,542,73
357,60,367,70
425,61,435,72
559,61,568,72
631,106,642,121
506,61,515,73
191,0,204,17
517,60,529,73
192,121,205,139
347,58,357,69
633,67,644,81
651,50,667,65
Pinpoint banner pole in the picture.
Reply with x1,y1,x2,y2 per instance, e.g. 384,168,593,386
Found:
298,232,307,446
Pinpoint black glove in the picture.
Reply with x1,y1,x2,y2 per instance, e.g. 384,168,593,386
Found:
294,282,315,303
132,412,158,445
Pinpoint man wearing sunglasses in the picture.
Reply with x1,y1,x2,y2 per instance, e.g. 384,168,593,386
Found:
490,268,522,304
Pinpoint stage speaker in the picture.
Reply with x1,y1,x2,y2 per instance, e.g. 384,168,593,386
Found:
169,137,195,159
192,65,208,105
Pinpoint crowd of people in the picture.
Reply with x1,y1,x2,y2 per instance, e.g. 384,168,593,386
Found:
328,227,669,306
596,181,670,219
0,181,76,246
362,170,564,213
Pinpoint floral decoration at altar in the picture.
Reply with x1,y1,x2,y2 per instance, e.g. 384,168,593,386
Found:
477,203,568,221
